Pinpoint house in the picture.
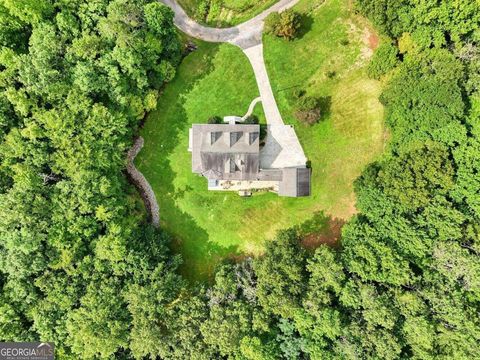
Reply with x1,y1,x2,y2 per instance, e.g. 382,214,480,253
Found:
188,123,311,197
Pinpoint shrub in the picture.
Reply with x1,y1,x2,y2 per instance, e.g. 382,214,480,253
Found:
326,70,336,79
244,114,259,124
367,42,399,79
144,91,158,112
264,10,301,41
295,96,321,125
260,124,268,142
293,88,306,99
195,0,210,21
208,115,222,124
265,12,281,34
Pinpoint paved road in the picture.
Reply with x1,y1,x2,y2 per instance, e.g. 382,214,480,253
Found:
160,0,307,168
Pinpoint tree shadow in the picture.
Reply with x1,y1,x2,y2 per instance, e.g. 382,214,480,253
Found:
294,211,344,250
136,43,242,283
296,14,314,40
319,96,332,119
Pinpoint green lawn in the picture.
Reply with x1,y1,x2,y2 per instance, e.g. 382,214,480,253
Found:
177,0,278,27
136,0,385,281
264,0,385,217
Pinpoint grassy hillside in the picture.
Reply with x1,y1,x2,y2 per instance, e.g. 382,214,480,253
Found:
136,0,385,281
264,0,385,217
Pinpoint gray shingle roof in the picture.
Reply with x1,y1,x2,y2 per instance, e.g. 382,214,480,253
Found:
191,124,260,180
279,168,311,197
189,124,311,197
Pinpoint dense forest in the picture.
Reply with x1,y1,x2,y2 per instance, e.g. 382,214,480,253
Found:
0,0,479,359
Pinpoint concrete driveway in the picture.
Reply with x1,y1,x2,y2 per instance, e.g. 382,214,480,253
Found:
160,0,307,169
159,0,300,48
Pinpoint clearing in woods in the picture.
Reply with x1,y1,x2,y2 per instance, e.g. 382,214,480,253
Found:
136,0,385,281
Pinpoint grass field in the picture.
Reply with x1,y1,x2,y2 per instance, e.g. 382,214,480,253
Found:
264,0,385,217
136,0,385,281
178,0,278,27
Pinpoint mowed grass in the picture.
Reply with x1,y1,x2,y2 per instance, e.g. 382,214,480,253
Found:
264,0,385,217
137,0,385,281
177,0,278,27
136,43,269,280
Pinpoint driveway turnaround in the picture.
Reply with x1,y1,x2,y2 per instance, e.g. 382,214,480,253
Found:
159,0,300,48
159,0,307,169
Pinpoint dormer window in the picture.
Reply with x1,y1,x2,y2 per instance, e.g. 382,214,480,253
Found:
249,132,259,145
211,131,222,145
230,131,243,146
224,158,239,173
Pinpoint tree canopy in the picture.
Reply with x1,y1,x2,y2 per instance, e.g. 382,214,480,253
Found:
0,0,479,358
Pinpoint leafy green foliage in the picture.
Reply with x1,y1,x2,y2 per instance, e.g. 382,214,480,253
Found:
183,0,277,26
207,115,222,124
265,10,302,41
356,0,480,44
380,48,467,150
367,41,398,79
294,95,321,125
244,114,259,124
255,230,307,318
0,0,184,357
1,0,480,358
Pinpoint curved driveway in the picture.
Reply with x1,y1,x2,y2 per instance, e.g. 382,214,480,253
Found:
160,0,300,48
160,0,307,168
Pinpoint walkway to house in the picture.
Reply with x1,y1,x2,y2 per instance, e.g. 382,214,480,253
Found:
159,0,307,169
242,97,262,121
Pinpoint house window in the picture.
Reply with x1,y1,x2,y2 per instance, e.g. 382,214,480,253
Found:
249,132,259,145
211,131,222,145
230,131,243,146
224,158,238,173
230,158,236,173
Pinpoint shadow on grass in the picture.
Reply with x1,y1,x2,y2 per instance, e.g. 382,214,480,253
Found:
297,14,314,40
138,43,241,283
319,96,332,119
294,211,344,250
